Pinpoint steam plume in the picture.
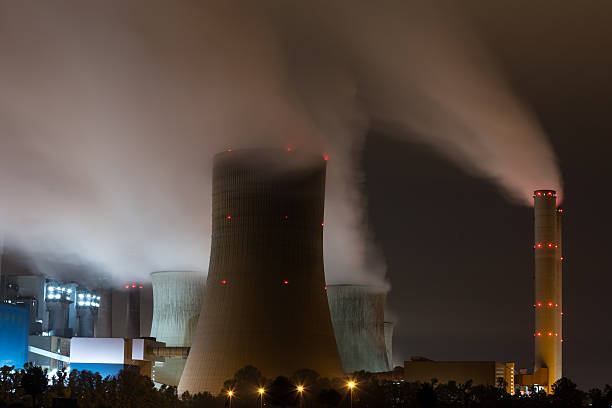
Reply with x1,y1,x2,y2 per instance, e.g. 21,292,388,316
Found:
0,0,561,285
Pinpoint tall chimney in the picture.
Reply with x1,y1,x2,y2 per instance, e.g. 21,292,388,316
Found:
533,189,563,392
124,283,142,339
179,149,343,394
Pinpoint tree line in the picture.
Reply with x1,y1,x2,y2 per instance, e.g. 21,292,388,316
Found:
1,364,610,408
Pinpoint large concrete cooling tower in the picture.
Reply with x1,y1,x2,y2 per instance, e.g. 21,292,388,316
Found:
150,271,205,386
533,190,563,392
179,149,343,394
327,285,389,374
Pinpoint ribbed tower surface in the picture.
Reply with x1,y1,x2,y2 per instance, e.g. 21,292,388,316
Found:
533,189,562,392
179,149,343,395
326,285,389,373
150,271,205,386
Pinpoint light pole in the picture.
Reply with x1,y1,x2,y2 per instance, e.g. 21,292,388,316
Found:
227,390,234,408
258,387,265,408
297,385,304,408
347,381,356,408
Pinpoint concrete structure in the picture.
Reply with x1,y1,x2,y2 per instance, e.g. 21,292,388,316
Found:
95,288,112,337
179,149,343,394
124,283,142,339
2,276,101,338
70,337,164,378
0,304,29,368
149,271,205,386
400,359,515,394
532,189,563,392
384,322,394,370
29,335,71,373
327,285,389,373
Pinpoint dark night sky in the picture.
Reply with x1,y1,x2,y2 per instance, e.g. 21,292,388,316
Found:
365,0,612,389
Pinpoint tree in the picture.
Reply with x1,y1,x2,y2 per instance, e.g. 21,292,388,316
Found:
317,389,341,408
416,383,436,408
551,377,585,408
20,364,48,408
268,376,295,408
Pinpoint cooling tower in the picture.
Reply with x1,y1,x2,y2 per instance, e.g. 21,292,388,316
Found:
384,322,394,370
533,189,562,392
179,149,343,394
150,271,205,386
124,283,142,339
326,285,389,374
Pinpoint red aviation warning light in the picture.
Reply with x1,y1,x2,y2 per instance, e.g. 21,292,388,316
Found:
131,284,136,288
221,280,227,285
324,155,328,161
283,280,289,285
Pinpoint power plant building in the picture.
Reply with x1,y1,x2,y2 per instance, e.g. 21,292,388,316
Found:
149,271,205,386
327,285,389,373
179,149,343,394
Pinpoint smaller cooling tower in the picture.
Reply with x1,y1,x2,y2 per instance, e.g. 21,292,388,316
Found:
327,285,389,373
124,283,142,339
384,322,394,370
150,271,205,386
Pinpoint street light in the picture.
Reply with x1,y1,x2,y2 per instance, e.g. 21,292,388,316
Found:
347,381,356,408
297,385,304,408
258,387,265,408
227,390,234,408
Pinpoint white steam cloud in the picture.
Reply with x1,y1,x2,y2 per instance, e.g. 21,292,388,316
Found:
0,0,561,285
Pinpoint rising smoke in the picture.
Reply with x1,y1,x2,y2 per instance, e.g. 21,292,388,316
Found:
0,0,561,285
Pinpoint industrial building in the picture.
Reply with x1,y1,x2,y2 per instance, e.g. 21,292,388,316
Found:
149,271,205,386
327,285,390,373
0,303,29,368
1,275,101,338
399,358,515,395
179,149,343,394
70,337,165,378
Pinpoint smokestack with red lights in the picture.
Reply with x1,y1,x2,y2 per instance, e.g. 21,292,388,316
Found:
124,283,142,339
179,149,343,394
533,190,562,392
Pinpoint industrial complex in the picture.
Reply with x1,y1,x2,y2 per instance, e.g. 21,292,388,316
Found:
0,149,563,395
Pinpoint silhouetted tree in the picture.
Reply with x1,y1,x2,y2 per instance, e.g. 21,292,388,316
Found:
550,377,585,408
317,389,341,408
416,383,437,408
20,364,47,408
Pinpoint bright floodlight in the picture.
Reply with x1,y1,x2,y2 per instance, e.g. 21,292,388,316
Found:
297,386,304,392
258,387,265,395
348,381,356,389
227,390,233,397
